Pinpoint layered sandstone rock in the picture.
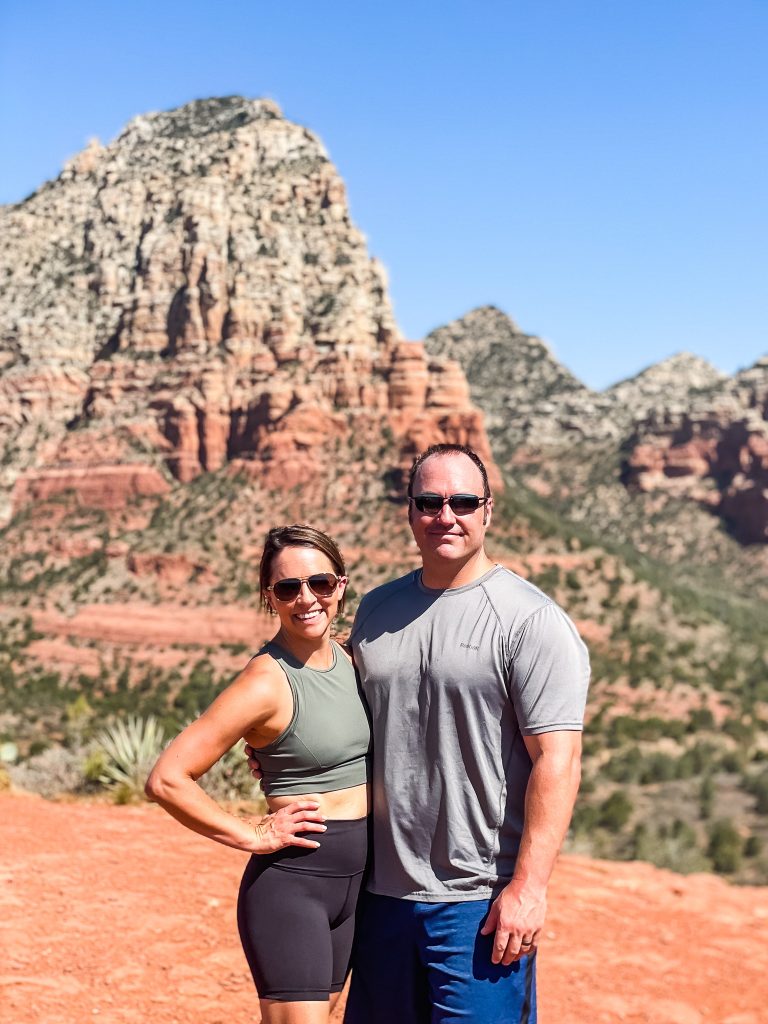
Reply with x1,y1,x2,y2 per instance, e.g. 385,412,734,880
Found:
0,97,497,520
623,359,768,542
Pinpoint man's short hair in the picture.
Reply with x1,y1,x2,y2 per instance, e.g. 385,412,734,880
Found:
407,444,491,499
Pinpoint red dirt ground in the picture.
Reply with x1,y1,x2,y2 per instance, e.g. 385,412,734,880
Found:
1,792,767,1024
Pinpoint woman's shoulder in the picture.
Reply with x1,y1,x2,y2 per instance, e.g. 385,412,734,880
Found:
234,648,289,701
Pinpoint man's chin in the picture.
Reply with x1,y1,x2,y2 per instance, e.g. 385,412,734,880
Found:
424,537,464,555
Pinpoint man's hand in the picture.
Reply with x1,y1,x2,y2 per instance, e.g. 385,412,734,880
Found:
480,879,547,964
244,743,264,788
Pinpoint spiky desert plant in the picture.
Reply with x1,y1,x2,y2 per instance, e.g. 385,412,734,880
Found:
96,715,165,800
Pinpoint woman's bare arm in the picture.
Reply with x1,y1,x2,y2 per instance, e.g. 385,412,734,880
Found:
145,660,326,853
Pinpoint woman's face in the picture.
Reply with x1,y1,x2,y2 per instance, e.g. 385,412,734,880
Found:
266,545,347,645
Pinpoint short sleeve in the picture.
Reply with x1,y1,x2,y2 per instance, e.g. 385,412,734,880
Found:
507,602,590,735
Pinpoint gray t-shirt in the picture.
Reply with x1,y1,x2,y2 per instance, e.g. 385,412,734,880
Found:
350,564,590,902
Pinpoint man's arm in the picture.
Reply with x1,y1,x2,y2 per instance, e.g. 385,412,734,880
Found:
480,729,582,964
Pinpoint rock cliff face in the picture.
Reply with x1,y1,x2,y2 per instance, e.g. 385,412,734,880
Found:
424,306,594,453
425,306,767,544
0,97,496,521
624,358,768,543
424,306,728,449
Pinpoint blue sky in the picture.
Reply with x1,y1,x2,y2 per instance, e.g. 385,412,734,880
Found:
1,1,765,389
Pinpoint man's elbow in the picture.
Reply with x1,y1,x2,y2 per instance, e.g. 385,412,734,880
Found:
537,739,582,791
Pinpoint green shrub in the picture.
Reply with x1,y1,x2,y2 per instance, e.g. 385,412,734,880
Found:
707,819,743,873
598,790,633,832
605,746,643,783
570,802,600,833
699,774,715,819
687,707,715,732
744,834,763,858
639,752,677,785
746,770,768,815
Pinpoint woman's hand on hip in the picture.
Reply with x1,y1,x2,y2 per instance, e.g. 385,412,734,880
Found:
252,801,326,853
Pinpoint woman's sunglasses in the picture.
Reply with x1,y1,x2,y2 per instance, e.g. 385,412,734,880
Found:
409,493,488,516
266,573,344,603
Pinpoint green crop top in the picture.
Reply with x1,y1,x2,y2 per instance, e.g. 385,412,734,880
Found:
250,640,371,797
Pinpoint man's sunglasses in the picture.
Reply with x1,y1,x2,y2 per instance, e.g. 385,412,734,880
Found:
409,493,489,516
265,573,345,603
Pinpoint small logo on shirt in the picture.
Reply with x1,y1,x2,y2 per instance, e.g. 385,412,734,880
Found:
459,642,480,651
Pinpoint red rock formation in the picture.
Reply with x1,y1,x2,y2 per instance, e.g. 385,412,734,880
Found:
126,552,215,586
18,602,273,647
11,464,171,514
624,400,768,543
1,98,500,521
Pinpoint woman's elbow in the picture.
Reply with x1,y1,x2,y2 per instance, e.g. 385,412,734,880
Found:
145,763,175,803
144,766,162,802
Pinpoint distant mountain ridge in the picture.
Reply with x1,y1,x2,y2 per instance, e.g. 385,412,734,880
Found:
425,305,768,543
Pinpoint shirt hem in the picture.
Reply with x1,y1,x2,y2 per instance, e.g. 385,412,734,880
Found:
366,885,498,903
522,721,584,735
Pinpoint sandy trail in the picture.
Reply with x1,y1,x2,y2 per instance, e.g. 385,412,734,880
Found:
1,793,766,1024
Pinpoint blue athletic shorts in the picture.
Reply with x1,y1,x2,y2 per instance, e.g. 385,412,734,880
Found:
344,891,537,1024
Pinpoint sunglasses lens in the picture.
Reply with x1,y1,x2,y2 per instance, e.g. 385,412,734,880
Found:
271,574,339,601
413,494,483,515
272,578,302,601
449,495,482,514
307,574,337,597
414,495,444,514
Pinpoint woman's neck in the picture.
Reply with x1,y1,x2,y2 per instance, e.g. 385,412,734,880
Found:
272,628,335,669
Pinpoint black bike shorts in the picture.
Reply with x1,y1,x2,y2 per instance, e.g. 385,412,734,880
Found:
237,815,369,1002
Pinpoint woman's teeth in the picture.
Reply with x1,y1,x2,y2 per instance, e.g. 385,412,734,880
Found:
295,610,321,621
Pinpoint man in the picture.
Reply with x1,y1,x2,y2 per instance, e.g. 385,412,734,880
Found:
252,443,590,1023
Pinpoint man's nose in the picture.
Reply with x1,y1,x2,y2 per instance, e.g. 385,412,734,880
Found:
436,500,457,524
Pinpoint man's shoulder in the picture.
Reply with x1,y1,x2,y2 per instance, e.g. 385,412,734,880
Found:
351,571,419,636
481,564,554,626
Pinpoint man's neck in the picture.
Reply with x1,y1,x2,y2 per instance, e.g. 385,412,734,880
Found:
420,551,496,590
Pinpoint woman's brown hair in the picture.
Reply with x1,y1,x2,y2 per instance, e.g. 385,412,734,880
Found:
259,524,347,615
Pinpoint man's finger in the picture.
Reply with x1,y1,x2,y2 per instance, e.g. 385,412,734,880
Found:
492,927,511,965
479,904,499,936
502,941,524,966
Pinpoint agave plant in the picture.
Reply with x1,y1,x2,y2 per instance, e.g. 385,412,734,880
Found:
96,715,166,798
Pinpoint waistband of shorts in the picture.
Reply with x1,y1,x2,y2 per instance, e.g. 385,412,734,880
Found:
254,814,369,876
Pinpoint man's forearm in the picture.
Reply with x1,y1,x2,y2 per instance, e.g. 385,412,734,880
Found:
512,741,581,892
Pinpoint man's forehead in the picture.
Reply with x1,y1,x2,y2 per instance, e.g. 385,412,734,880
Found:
413,453,484,490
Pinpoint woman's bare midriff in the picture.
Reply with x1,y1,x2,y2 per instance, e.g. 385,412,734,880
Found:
266,782,370,820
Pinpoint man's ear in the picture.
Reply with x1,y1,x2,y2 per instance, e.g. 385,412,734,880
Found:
483,496,493,526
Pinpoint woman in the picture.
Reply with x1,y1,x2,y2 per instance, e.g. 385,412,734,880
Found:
145,524,370,1024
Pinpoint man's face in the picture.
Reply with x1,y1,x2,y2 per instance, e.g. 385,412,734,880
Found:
408,453,492,566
